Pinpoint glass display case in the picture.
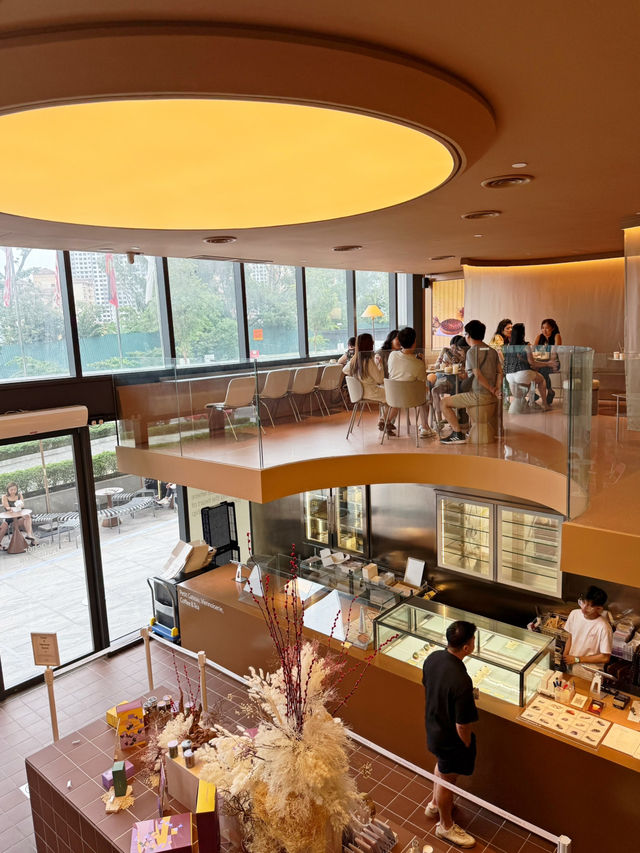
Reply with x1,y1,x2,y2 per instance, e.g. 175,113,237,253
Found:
438,495,492,578
498,508,562,596
303,486,367,556
436,492,563,595
304,489,330,545
374,597,553,706
336,486,366,554
243,557,402,649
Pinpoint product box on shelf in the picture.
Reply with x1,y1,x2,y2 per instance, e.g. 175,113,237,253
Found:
116,700,146,749
130,814,193,852
101,759,135,790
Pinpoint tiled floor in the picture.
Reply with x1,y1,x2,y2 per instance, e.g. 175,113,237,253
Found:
0,641,558,853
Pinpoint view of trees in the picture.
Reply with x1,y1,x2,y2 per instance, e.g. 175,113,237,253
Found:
1,246,392,377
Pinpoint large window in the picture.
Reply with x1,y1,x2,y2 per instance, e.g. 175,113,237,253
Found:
70,251,164,372
305,267,348,355
245,263,298,359
88,426,180,642
0,437,93,689
167,258,239,365
355,270,391,347
0,247,70,381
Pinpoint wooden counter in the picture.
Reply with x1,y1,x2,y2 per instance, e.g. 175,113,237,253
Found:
179,565,640,852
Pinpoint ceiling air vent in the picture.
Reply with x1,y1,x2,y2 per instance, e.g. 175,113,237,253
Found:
481,174,533,189
461,210,501,220
428,255,455,261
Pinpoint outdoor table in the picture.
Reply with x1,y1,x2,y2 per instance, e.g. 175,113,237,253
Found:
95,486,123,528
0,508,32,554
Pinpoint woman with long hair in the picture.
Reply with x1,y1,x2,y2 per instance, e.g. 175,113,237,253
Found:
533,318,562,402
375,328,400,378
343,332,393,433
0,481,35,547
503,323,549,410
488,318,513,350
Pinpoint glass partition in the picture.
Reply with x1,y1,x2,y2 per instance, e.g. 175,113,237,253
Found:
115,346,595,521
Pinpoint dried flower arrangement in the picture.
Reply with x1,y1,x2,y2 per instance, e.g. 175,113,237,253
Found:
196,544,398,853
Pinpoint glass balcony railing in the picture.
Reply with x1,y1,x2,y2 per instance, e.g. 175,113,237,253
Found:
115,346,599,519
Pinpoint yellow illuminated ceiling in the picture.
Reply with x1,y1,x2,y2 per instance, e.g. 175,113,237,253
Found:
0,99,456,230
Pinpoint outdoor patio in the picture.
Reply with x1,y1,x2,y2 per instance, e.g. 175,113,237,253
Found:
0,502,179,690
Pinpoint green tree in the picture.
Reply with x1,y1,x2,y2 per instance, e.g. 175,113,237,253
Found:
168,259,239,362
306,268,347,354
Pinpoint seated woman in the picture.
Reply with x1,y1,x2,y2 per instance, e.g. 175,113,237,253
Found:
503,323,550,410
0,481,35,547
430,335,470,424
488,318,513,351
533,318,562,403
375,329,400,377
343,332,393,433
337,336,357,366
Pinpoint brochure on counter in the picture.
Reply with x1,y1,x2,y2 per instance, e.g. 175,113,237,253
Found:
519,695,611,747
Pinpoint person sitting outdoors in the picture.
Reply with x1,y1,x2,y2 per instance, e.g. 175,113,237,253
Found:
0,481,35,547
503,323,550,410
488,318,512,351
343,332,392,433
533,318,562,404
440,320,502,444
387,326,435,438
430,335,471,426
375,328,400,377
337,336,356,366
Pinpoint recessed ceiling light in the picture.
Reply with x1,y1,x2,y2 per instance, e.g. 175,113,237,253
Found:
428,255,455,261
511,162,528,168
461,210,501,220
473,234,484,238
481,174,534,189
203,236,237,244
130,246,141,251
97,247,114,252
332,245,363,252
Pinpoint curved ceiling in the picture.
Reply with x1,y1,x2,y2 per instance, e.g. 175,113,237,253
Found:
0,1,638,271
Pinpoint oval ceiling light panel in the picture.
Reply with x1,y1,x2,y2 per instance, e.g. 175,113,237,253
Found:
0,99,456,230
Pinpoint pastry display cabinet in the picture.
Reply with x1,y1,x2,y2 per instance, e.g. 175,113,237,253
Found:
374,597,553,706
243,558,402,649
303,485,368,556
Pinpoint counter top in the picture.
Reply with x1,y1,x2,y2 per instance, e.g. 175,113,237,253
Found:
179,564,640,775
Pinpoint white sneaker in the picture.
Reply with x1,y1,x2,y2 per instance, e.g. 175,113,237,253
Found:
435,823,476,848
419,427,436,438
424,801,439,818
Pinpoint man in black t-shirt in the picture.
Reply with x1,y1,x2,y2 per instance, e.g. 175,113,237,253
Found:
422,620,478,849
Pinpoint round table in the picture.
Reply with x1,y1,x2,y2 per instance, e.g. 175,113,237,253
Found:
95,487,124,527
0,508,33,554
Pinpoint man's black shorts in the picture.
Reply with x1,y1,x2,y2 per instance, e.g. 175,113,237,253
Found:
435,734,476,776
